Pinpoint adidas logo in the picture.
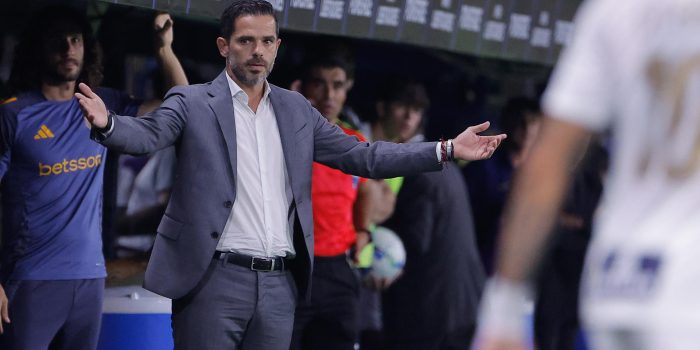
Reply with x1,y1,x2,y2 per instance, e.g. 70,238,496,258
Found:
34,125,55,140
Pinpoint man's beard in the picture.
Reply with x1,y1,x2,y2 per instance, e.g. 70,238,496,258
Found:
230,57,274,87
43,59,82,85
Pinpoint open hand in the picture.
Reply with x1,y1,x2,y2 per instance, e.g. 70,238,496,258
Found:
453,122,507,161
75,83,109,129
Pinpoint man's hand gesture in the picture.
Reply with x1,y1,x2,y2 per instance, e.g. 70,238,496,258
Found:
453,122,506,161
75,83,109,129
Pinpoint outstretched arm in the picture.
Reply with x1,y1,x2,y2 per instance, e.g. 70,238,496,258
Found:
76,83,187,155
310,99,506,178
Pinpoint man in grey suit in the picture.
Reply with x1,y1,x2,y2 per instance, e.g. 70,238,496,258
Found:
75,1,505,349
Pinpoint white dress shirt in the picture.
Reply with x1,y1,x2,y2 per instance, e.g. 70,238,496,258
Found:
216,72,295,257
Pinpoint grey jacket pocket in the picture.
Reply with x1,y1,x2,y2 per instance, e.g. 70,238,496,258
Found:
157,214,185,241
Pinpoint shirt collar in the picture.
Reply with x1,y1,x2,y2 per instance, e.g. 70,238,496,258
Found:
225,70,271,104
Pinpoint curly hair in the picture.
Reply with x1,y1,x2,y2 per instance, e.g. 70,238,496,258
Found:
9,5,103,92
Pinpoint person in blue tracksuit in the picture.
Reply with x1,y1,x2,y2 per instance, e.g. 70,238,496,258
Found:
0,6,187,349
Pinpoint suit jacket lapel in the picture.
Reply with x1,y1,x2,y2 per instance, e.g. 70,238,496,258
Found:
270,85,305,193
208,71,237,181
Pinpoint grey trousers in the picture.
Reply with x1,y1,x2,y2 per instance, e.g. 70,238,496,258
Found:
172,258,298,350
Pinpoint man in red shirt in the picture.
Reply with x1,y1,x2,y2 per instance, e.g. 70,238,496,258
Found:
290,49,375,350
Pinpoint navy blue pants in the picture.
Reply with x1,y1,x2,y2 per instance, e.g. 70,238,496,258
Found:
0,278,104,350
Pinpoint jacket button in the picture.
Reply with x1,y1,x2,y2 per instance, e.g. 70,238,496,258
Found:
211,231,219,239
224,201,233,208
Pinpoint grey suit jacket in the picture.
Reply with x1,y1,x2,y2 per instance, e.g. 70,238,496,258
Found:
99,71,441,299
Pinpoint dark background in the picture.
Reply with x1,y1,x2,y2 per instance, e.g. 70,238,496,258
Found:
0,0,553,140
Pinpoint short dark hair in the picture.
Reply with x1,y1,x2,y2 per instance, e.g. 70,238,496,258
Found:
377,76,430,111
500,97,542,156
220,0,279,40
9,5,103,92
300,45,355,84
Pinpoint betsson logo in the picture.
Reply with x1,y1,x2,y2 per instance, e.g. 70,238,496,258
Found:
38,154,102,176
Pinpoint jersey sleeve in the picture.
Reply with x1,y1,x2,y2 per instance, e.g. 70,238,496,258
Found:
542,0,616,132
97,87,143,117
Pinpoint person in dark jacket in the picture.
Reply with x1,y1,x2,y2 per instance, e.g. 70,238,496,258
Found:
379,78,486,350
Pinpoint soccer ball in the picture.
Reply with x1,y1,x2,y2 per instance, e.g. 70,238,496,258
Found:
370,226,406,279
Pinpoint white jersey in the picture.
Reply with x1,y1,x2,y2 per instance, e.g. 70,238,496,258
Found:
543,0,700,332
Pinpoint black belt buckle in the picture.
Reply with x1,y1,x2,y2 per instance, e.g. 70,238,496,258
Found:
251,256,275,271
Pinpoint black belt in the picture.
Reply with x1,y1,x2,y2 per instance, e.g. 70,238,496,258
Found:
214,251,290,272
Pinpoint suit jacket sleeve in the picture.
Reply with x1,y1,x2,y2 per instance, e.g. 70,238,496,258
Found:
308,101,442,178
93,86,188,155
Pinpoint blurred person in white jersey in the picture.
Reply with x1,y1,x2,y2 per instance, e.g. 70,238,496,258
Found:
475,0,700,349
